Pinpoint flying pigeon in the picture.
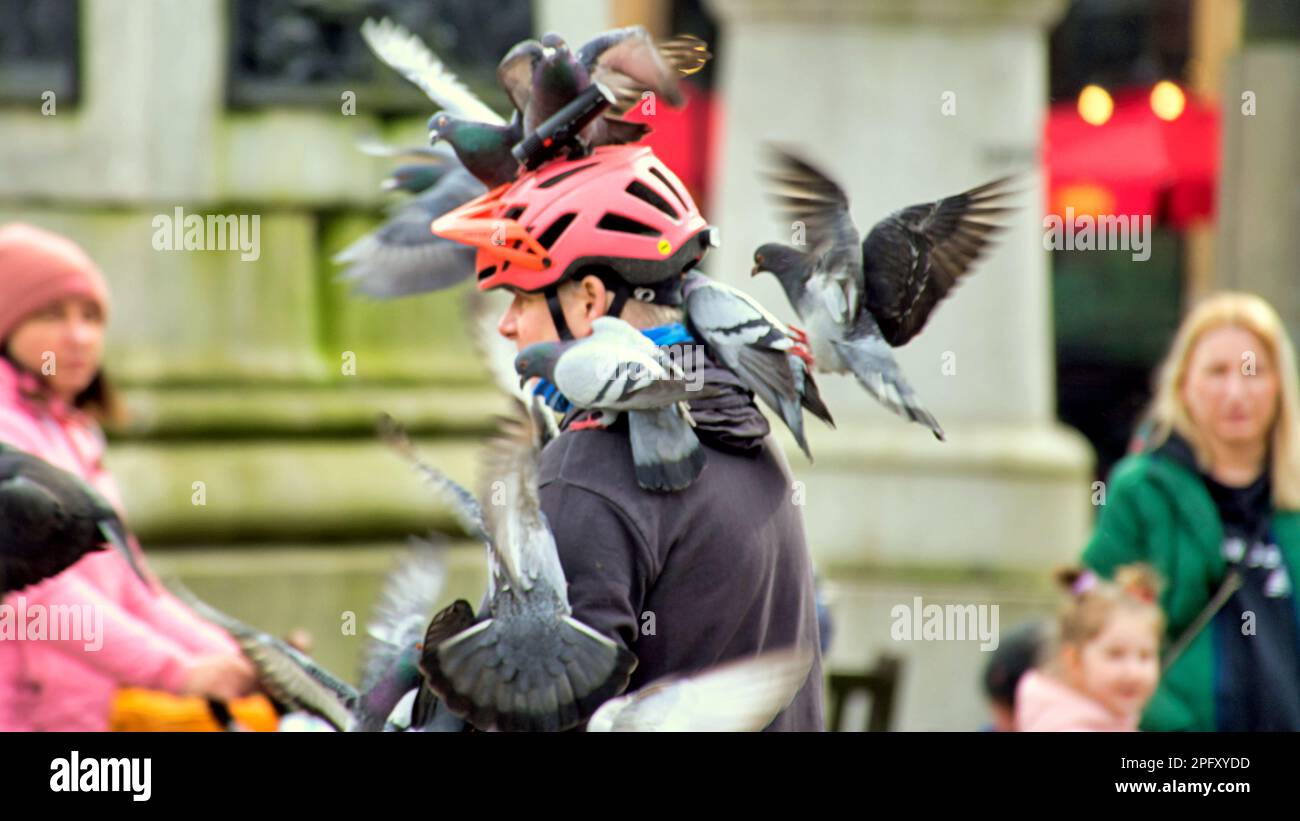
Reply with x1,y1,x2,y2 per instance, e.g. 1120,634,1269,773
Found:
361,17,506,126
333,160,485,298
172,583,365,732
339,18,509,296
355,137,458,195
587,648,814,732
754,146,1015,440
356,540,475,732
681,270,834,460
514,316,714,492
378,411,636,732
0,442,148,594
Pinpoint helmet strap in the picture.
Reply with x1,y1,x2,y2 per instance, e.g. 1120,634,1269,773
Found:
543,284,574,342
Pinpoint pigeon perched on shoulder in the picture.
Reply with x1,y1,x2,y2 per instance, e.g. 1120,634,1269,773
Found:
515,316,715,492
754,146,1015,440
682,270,833,460
0,442,147,594
378,411,636,732
587,648,814,732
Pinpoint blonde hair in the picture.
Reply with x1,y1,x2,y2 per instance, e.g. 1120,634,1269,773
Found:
1046,565,1164,669
1144,291,1300,510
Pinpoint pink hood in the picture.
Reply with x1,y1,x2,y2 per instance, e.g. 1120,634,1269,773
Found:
0,357,239,731
1014,669,1140,732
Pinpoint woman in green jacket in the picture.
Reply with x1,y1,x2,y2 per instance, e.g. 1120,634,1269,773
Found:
1083,292,1300,731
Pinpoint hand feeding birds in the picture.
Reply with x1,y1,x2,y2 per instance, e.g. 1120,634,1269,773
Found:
753,145,1016,441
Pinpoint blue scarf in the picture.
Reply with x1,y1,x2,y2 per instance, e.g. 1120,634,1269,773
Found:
531,322,697,413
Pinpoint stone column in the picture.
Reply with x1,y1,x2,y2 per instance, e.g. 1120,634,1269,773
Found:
704,0,1089,729
1214,1,1300,343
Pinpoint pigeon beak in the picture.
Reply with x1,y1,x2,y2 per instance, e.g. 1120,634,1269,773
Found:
519,375,531,390
427,129,440,145
380,178,399,192
750,265,761,277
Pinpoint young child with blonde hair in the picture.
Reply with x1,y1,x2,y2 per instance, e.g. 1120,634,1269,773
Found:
1016,565,1163,731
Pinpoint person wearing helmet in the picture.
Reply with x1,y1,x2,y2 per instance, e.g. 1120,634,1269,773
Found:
435,143,824,730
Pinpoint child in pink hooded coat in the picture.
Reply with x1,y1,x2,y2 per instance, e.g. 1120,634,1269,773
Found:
1016,565,1163,732
0,223,254,731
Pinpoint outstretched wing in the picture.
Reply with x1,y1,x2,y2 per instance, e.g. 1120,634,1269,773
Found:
860,176,1015,346
361,17,505,125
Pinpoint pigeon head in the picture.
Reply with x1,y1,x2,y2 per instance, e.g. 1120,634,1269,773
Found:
514,341,565,388
752,243,809,283
426,111,457,144
382,163,443,194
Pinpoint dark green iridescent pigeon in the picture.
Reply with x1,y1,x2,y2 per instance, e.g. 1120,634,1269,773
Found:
0,441,148,594
426,109,524,189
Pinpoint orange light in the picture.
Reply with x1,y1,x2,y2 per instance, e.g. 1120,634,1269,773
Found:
1150,80,1186,121
1077,84,1114,126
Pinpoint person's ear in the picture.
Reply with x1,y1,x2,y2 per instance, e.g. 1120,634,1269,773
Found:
580,274,609,320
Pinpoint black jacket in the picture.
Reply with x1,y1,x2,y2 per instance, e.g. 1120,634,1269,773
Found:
538,354,825,731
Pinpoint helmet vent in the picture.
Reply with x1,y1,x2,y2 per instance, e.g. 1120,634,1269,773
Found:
626,180,678,220
648,166,688,210
597,214,662,237
477,265,497,281
503,206,526,220
537,213,576,250
537,162,598,189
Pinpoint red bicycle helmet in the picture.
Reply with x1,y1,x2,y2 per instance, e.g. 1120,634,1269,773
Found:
432,144,714,294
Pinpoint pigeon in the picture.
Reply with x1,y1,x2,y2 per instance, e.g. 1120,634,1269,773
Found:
514,316,715,492
355,137,457,194
338,18,508,296
333,163,485,298
378,411,636,732
361,17,506,125
356,541,475,732
681,270,834,460
497,28,708,147
0,442,148,594
587,648,814,732
426,109,524,189
754,146,1015,440
172,583,364,732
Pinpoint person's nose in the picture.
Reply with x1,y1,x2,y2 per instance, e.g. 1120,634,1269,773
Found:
66,315,96,347
497,303,517,340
